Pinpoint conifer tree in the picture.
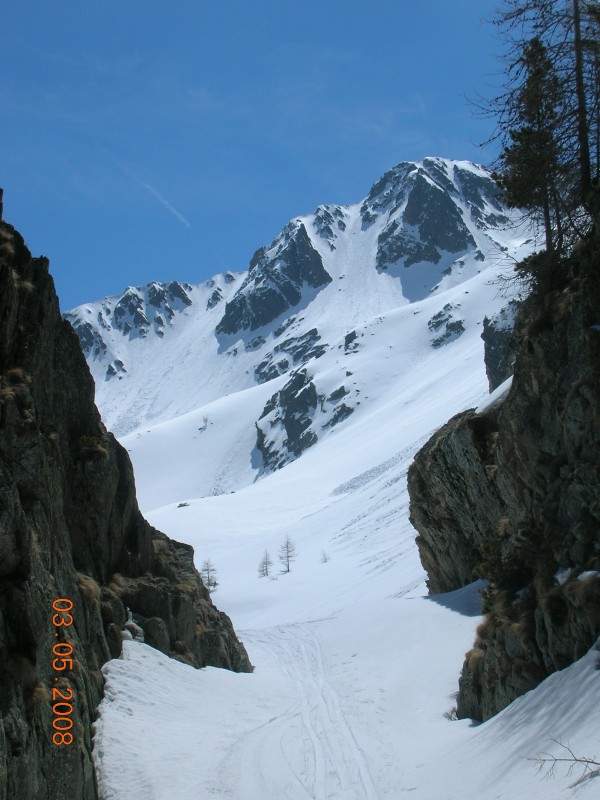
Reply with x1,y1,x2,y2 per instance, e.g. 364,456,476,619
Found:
257,550,273,578
490,0,600,263
200,559,219,592
495,36,563,255
278,536,297,573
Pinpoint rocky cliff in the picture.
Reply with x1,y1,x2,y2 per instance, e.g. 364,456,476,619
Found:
0,210,252,800
408,244,600,721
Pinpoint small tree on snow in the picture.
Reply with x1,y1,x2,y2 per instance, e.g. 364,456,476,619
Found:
257,550,273,578
278,536,297,573
200,559,218,592
321,551,330,564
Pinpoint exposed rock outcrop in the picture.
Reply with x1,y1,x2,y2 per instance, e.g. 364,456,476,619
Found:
0,216,251,800
254,328,327,384
255,369,320,471
481,299,521,391
216,222,332,336
408,246,600,721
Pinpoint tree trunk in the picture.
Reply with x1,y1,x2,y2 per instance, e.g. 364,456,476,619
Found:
573,0,594,207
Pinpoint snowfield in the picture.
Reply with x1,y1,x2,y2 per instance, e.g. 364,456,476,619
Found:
87,160,599,799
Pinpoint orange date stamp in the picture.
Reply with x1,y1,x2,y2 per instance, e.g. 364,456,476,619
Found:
51,598,75,746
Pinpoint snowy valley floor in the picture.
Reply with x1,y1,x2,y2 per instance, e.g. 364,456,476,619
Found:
91,266,599,799
94,588,600,800
93,418,600,800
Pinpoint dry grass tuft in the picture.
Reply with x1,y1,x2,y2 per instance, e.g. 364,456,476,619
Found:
76,434,109,461
466,647,485,671
76,571,101,603
5,368,29,385
31,682,50,706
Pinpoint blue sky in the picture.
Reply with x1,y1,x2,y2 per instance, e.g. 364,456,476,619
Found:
2,0,504,310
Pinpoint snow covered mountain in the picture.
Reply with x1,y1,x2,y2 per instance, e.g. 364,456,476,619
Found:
65,158,599,800
65,158,526,473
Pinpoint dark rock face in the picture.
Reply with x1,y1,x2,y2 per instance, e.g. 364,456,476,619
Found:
427,303,465,348
313,204,347,250
255,369,319,471
452,165,510,230
408,407,504,595
402,174,475,258
216,222,332,336
109,282,192,339
206,287,223,310
255,368,356,471
344,330,360,353
254,328,327,384
371,162,478,270
0,219,251,800
64,280,195,380
408,253,600,721
366,160,486,302
360,162,417,224
481,300,520,391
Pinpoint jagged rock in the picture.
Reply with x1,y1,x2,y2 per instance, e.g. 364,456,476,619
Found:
427,303,465,348
452,165,510,229
206,287,223,310
273,316,299,339
254,356,289,383
402,174,476,258
216,222,332,336
254,328,327,384
255,369,356,469
360,162,416,224
322,402,354,429
244,336,266,352
312,204,348,249
373,169,475,262
255,369,320,471
361,160,491,301
0,217,252,800
408,249,600,721
64,280,194,374
344,331,359,353
327,385,348,403
481,300,521,391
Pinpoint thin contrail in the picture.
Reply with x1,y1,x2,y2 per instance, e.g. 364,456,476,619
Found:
135,178,191,229
108,152,192,229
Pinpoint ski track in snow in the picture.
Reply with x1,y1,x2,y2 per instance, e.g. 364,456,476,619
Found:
216,623,379,800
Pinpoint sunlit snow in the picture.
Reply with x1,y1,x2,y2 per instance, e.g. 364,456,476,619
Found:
89,162,599,799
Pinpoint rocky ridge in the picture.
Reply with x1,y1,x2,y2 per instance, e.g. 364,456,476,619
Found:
0,212,251,800
408,244,600,721
65,159,526,479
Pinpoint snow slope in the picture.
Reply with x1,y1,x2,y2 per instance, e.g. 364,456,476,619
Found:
87,158,599,799
66,158,529,440
94,603,600,800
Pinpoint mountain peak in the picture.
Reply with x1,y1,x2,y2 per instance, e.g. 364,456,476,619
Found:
65,157,528,443
215,221,332,336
